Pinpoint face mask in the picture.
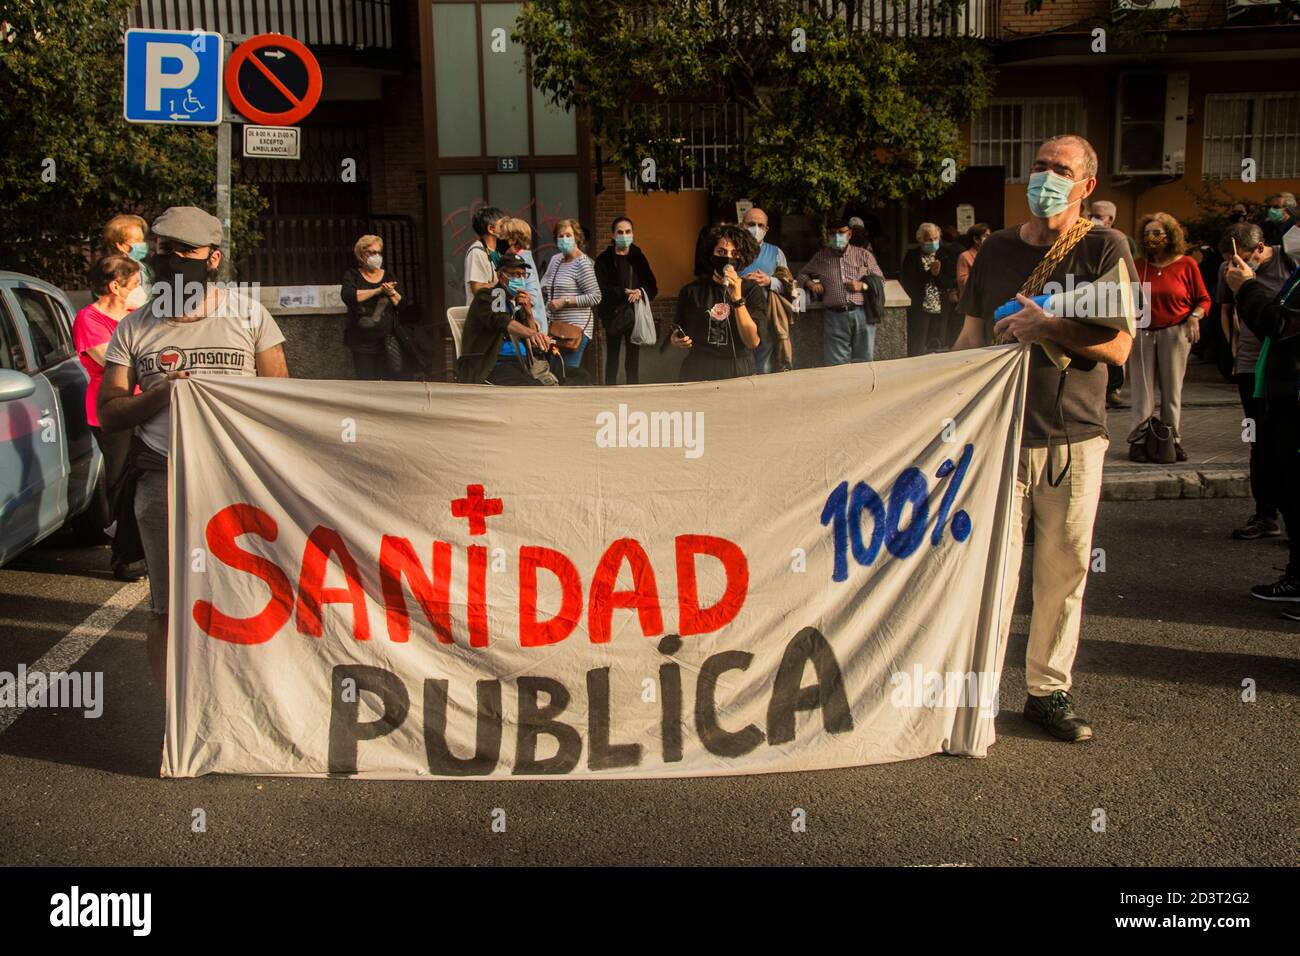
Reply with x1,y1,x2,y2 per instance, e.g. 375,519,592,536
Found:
1229,211,1247,224
830,233,848,250
1026,170,1081,219
556,236,576,255
155,251,210,289
922,240,940,254
128,242,149,262
614,234,633,249
364,254,382,270
506,277,527,295
710,253,737,275
1266,207,1285,222
746,225,765,242
124,284,148,310
1283,225,1300,260
1090,217,1106,227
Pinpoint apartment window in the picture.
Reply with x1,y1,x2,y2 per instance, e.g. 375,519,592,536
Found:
1203,93,1300,180
970,98,1087,183
624,101,746,192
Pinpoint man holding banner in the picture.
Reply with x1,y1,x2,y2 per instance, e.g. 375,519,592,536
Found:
955,135,1136,743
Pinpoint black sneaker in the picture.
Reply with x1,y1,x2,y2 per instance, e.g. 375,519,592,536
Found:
1024,690,1093,742
1232,515,1282,540
1283,607,1300,623
1251,574,1300,602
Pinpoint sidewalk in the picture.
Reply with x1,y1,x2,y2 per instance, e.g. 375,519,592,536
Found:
1101,358,1249,501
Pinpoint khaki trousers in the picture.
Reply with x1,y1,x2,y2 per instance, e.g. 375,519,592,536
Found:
998,436,1108,696
1126,324,1192,443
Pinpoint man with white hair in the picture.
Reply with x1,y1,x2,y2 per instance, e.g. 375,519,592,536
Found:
1263,192,1298,247
955,134,1135,743
1088,200,1135,407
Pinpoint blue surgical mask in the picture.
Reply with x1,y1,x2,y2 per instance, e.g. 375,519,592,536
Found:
922,240,940,254
129,242,149,262
1267,207,1285,223
614,235,633,249
830,232,848,250
1026,170,1081,219
506,277,527,295
556,236,576,254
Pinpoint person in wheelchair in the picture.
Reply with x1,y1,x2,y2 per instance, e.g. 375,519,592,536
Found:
457,253,563,386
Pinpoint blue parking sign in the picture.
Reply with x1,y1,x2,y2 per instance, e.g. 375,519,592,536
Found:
123,29,223,125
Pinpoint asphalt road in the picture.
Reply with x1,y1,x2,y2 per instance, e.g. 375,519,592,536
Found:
0,498,1296,867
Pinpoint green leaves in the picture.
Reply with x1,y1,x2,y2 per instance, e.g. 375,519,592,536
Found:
0,0,265,287
516,0,992,221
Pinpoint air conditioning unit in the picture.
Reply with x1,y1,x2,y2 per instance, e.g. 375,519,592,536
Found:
1113,0,1181,10
1114,72,1188,176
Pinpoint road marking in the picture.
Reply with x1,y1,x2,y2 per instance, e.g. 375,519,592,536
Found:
0,580,148,735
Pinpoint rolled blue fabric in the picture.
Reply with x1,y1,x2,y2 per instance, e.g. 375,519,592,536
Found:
993,292,1051,322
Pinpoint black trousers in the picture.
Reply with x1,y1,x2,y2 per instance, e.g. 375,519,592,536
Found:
605,328,641,384
351,343,402,380
1282,409,1300,577
1237,373,1281,519
89,425,131,565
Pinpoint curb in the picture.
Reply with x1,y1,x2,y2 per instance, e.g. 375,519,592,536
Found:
1102,462,1250,501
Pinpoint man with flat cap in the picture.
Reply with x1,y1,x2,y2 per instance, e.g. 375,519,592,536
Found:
457,252,561,385
98,206,290,698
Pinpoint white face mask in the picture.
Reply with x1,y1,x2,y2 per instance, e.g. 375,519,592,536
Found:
1090,217,1106,227
124,284,148,310
365,254,382,271
746,224,765,242
1284,225,1300,261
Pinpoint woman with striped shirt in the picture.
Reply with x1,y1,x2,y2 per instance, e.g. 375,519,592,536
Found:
541,218,602,371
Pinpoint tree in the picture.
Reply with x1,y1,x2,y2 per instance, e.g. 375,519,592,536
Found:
0,0,264,287
516,0,993,222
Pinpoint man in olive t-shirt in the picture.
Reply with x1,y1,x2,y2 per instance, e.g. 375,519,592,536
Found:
954,135,1134,744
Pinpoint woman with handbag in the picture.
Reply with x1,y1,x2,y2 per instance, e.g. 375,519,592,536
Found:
595,216,659,384
1126,212,1210,462
341,234,402,380
540,219,602,373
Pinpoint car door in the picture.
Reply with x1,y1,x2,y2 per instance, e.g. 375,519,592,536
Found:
0,285,68,564
8,281,99,519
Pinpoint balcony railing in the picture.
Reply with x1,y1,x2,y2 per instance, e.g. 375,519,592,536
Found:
130,0,395,49
630,0,996,40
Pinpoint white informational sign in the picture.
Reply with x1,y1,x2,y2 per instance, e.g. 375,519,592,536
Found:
276,286,320,310
956,204,976,234
735,198,753,224
243,125,301,159
165,348,1029,779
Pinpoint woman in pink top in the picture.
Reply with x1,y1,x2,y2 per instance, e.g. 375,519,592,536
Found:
73,254,145,580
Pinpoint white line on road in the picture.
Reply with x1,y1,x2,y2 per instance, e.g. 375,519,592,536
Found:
0,579,148,735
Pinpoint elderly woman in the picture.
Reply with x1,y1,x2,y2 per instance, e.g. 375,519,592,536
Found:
498,217,549,333
73,255,145,581
541,219,601,371
900,222,957,356
1127,212,1211,462
670,223,766,381
103,213,154,292
341,234,402,380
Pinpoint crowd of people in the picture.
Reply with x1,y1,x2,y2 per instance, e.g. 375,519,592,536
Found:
65,140,1299,742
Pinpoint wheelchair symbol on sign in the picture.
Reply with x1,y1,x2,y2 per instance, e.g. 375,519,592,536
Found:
168,89,205,119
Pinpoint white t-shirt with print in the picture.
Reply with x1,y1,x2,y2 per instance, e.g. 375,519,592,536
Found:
103,289,285,456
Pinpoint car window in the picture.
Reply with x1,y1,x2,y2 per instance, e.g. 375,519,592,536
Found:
0,297,24,371
11,287,74,369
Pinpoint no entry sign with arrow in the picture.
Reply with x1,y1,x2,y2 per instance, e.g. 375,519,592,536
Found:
224,34,323,127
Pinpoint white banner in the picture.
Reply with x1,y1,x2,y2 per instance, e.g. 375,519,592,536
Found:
164,346,1028,779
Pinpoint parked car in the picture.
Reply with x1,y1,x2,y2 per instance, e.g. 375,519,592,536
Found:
0,271,102,566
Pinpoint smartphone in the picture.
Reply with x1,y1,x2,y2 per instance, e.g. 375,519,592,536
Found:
1230,237,1238,260
660,324,688,353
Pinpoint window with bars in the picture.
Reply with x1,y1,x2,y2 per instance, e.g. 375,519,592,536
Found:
623,102,746,192
970,98,1087,183
1202,93,1300,180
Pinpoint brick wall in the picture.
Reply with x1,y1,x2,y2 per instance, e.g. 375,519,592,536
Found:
1000,0,1230,36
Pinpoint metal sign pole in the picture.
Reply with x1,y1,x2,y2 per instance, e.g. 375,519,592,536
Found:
216,36,233,279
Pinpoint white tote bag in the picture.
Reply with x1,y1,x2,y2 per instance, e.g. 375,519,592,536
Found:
630,291,657,346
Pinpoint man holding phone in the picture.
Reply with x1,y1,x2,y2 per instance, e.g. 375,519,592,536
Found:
796,218,884,365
